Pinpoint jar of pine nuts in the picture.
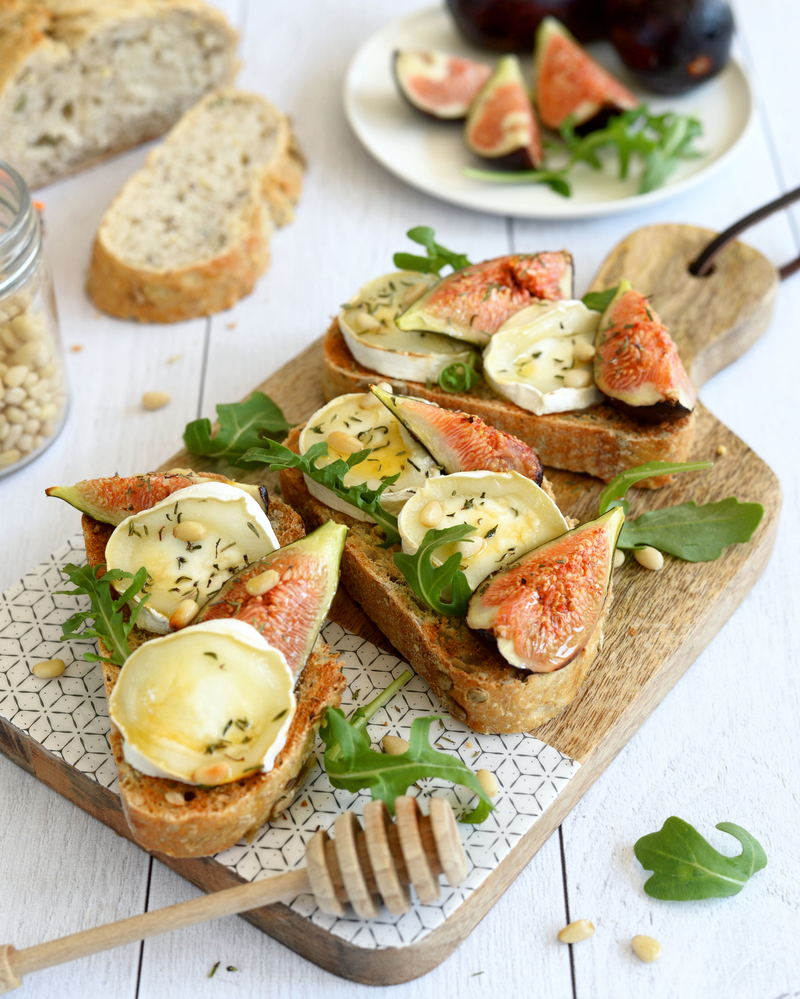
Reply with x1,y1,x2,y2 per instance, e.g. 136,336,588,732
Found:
0,161,68,476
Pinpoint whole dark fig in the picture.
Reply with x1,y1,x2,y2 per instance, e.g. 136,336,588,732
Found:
446,0,605,51
605,0,734,95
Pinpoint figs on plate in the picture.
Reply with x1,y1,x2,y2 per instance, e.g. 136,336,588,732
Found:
534,16,638,130
372,387,545,485
394,50,492,119
446,0,605,51
467,506,624,672
396,251,574,345
464,55,544,168
594,280,697,423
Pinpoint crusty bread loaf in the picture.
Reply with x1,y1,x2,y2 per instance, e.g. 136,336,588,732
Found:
0,0,238,190
80,495,345,858
279,428,607,735
86,87,305,323
323,320,695,488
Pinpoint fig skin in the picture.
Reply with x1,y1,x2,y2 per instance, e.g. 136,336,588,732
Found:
605,0,734,95
447,0,606,51
393,50,492,120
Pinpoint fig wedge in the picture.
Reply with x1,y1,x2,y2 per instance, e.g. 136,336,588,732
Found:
464,55,544,168
394,50,492,119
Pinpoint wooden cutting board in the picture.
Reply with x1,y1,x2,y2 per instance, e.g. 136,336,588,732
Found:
0,225,782,985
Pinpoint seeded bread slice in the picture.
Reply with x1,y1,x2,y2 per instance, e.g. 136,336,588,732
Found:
86,87,305,323
279,427,607,735
80,495,345,858
0,0,238,190
323,320,695,488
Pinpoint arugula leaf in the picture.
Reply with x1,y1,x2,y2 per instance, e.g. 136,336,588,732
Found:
582,285,618,314
57,563,149,666
326,671,414,763
394,524,475,617
183,392,292,467
242,439,401,545
634,816,767,900
438,359,482,393
461,167,572,197
618,497,764,561
321,710,493,823
597,460,714,516
393,226,471,275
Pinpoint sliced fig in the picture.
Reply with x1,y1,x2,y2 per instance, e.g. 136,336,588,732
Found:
372,387,544,485
46,470,266,525
394,50,492,120
464,55,543,168
195,522,347,677
594,280,697,423
467,506,624,672
533,17,638,130
396,251,573,346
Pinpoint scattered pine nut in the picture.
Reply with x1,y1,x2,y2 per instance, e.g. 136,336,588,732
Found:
558,919,595,944
353,311,382,333
69,344,83,353
382,734,410,756
634,546,664,571
226,321,237,330
613,549,625,569
564,368,593,389
573,341,596,362
376,381,393,394
420,499,443,528
359,390,383,410
169,598,199,630
165,790,186,806
632,935,662,962
476,768,498,797
245,569,280,596
142,390,170,410
172,520,207,542
716,444,728,456
327,429,362,455
32,658,66,678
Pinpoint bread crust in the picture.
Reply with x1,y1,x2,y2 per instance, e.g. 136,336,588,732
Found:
80,493,345,858
279,428,607,735
323,320,695,487
86,89,305,323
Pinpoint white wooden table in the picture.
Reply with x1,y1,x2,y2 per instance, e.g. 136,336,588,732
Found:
1,1,799,996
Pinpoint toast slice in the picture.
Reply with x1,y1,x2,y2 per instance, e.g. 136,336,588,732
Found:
323,320,695,488
86,87,305,323
80,495,345,858
0,0,238,190
279,427,606,735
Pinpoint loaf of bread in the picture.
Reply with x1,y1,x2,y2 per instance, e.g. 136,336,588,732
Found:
81,496,345,858
86,87,305,322
0,0,238,189
279,427,607,735
323,321,696,488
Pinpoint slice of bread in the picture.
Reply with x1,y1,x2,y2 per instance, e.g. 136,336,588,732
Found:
80,495,345,858
86,87,305,322
279,427,607,735
0,0,238,190
323,320,695,488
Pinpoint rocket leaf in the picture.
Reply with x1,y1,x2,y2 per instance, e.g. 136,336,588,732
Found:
582,285,619,314
57,563,149,667
634,817,767,900
183,392,292,467
242,439,401,546
321,710,493,823
393,226,471,276
393,523,476,617
597,460,713,516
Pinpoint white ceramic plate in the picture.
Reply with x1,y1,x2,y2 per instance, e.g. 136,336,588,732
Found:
344,6,754,219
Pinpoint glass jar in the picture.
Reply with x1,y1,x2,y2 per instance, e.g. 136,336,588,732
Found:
0,160,68,477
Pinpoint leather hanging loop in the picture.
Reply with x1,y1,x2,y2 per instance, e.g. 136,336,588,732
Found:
689,184,800,280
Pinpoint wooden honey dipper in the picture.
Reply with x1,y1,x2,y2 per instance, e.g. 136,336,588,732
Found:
0,796,466,994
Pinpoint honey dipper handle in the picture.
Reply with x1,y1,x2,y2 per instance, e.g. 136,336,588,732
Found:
0,867,311,993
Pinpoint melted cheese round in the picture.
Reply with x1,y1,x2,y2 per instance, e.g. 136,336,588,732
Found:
298,392,440,520
109,619,295,785
398,470,568,590
484,300,602,415
105,482,279,634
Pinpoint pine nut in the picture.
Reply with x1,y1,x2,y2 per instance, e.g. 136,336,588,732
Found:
716,444,727,456
632,935,662,962
420,500,443,528
0,449,21,468
4,387,25,405
564,369,593,389
169,598,199,630
17,433,33,452
245,568,280,596
613,549,625,569
327,429,362,455
634,546,664,571
5,406,25,424
142,391,170,410
165,791,186,806
573,341,596,362
3,364,27,388
353,311,382,333
476,768,498,796
359,390,383,409
192,761,231,785
376,382,393,393
558,919,595,944
172,520,206,542
32,657,66,678
382,735,410,756
401,281,429,309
